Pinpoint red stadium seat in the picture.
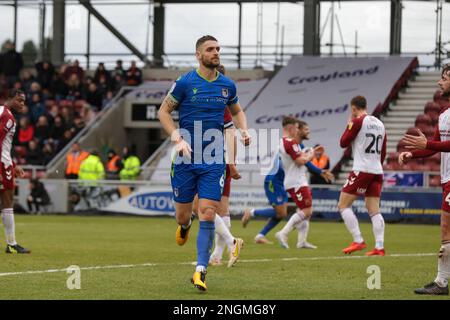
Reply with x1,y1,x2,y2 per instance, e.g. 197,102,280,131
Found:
14,146,27,158
426,152,441,165
59,100,74,108
429,175,441,187
386,152,398,164
398,163,412,171
36,171,46,179
45,99,56,109
383,162,401,171
22,170,32,179
429,162,441,172
408,163,429,171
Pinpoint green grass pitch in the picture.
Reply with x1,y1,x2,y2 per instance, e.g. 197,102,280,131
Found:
0,214,447,300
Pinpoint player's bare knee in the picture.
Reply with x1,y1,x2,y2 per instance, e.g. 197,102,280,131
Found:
175,209,192,225
198,205,216,221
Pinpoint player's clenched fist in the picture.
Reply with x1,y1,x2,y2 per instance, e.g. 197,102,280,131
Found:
398,151,412,165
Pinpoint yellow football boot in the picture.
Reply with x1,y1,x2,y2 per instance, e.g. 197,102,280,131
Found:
191,271,207,291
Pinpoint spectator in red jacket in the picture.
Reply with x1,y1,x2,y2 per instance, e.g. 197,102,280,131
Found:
126,60,142,86
63,59,84,82
17,116,34,147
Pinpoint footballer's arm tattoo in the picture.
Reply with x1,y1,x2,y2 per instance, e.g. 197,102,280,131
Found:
158,95,180,139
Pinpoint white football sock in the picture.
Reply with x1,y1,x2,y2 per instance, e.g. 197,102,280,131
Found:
196,265,206,273
210,233,225,261
221,215,231,229
214,214,234,247
280,210,305,235
370,213,385,249
340,208,363,243
1,208,16,246
435,242,450,287
296,219,310,244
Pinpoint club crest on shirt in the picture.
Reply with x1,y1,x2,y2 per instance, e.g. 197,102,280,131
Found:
221,88,229,98
348,121,353,130
293,144,300,153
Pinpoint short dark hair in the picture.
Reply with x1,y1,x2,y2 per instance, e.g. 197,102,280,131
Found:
351,95,367,110
296,120,308,129
216,64,226,75
196,35,218,50
282,116,298,127
8,89,25,99
443,63,450,77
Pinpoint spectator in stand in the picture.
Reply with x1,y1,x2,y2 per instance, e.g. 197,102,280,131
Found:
34,115,52,145
70,117,85,136
125,60,142,86
50,71,68,101
0,41,23,88
106,149,122,180
119,146,141,180
102,90,114,109
86,82,103,111
61,105,74,128
94,62,111,88
112,59,125,78
29,93,46,123
310,144,331,185
65,142,89,179
20,70,36,93
57,129,73,152
66,73,83,101
63,59,84,82
26,178,50,214
16,116,34,147
42,141,56,165
26,139,44,165
48,104,60,120
12,80,23,92
35,60,55,91
27,82,42,103
51,115,67,142
111,73,125,94
79,103,95,123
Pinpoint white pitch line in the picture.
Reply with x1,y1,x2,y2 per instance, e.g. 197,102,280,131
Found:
0,252,436,278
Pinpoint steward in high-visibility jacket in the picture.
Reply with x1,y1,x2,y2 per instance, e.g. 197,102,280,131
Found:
119,149,141,181
65,142,89,179
106,149,122,180
78,153,105,181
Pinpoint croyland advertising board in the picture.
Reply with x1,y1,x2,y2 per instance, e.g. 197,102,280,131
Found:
242,56,414,168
